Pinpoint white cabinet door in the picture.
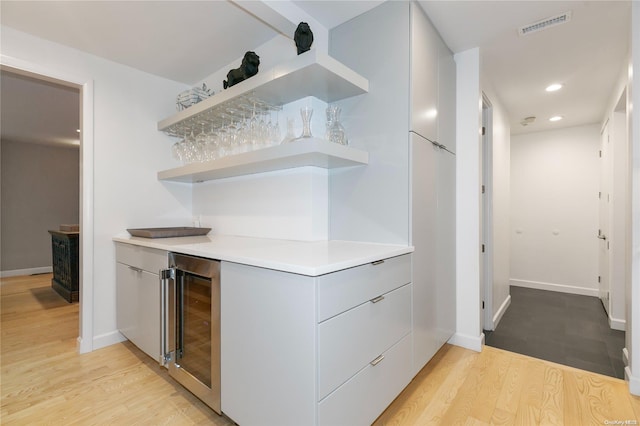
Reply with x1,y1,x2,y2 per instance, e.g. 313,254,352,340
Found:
437,35,456,153
410,133,440,374
116,263,137,341
410,3,439,142
436,149,456,347
116,263,161,362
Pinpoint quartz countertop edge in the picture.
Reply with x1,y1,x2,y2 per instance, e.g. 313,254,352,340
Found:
113,234,414,276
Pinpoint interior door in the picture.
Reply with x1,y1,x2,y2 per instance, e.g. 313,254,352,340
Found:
598,123,610,313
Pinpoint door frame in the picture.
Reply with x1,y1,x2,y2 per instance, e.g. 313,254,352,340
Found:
598,119,612,315
1,54,95,353
481,93,494,331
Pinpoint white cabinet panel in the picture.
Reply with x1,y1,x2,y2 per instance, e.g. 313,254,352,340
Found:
115,243,167,274
116,263,136,341
318,284,411,399
410,3,439,142
410,134,456,374
317,254,411,322
115,243,166,363
438,35,456,153
318,334,413,426
221,261,317,426
116,261,162,362
410,134,441,373
436,150,456,347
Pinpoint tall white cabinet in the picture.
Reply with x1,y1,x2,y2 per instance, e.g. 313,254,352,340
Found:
330,0,456,376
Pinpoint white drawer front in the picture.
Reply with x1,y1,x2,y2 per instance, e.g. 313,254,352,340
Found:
318,333,413,426
318,283,411,400
115,243,167,274
317,254,411,322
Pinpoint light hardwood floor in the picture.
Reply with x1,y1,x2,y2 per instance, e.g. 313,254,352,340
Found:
2,274,639,425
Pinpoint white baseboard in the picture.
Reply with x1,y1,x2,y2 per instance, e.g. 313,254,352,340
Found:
92,330,127,351
623,347,629,366
493,295,511,328
625,366,640,396
510,279,599,297
609,316,626,331
448,332,484,352
0,266,53,279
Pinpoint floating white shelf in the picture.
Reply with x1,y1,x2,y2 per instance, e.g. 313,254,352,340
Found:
157,50,369,136
157,139,369,183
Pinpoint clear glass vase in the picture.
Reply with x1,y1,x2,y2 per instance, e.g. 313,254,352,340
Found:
299,106,313,138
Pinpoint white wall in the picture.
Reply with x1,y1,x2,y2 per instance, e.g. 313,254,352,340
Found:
193,166,328,241
1,27,192,349
510,124,600,296
451,47,483,351
328,0,411,245
480,80,511,330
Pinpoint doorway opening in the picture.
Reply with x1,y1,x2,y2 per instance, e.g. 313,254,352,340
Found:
0,59,95,354
484,94,628,379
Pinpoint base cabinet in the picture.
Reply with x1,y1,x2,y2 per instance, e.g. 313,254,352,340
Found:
115,243,167,363
221,254,412,426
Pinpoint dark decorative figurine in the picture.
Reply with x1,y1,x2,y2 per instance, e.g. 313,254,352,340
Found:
294,22,314,55
223,51,260,89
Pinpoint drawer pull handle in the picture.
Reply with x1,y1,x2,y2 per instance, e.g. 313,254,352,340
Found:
371,260,385,266
370,354,385,366
370,295,385,303
128,266,143,273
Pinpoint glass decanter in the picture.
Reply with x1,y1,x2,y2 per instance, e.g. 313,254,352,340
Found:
326,105,347,145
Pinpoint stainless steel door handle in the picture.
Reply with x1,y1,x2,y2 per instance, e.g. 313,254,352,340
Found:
370,354,385,366
597,234,606,240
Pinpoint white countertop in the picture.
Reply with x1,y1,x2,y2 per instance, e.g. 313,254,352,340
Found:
113,234,413,276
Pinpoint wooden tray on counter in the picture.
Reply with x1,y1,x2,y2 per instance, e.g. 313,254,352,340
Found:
126,227,211,238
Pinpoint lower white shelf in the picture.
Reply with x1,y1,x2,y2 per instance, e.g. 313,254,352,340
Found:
157,138,369,183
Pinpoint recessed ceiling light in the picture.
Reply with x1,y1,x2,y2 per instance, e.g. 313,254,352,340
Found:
546,83,563,92
549,116,564,122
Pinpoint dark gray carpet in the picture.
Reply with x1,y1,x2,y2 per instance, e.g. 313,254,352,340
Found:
484,286,625,379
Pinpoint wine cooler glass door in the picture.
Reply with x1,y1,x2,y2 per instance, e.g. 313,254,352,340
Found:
178,272,212,386
167,255,220,414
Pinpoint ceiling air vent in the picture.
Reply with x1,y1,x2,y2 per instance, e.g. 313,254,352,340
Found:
518,11,572,36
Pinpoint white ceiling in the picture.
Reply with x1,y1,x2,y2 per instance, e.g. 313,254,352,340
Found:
420,0,631,134
0,0,632,146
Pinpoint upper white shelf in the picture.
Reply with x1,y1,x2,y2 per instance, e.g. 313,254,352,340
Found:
158,138,369,183
157,50,369,134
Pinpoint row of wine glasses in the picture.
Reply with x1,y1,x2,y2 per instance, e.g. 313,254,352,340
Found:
170,98,283,164
165,93,350,165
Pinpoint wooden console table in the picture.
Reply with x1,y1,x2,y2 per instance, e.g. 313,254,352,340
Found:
48,230,79,303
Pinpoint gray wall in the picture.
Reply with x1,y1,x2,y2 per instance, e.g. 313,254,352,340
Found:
1,139,79,272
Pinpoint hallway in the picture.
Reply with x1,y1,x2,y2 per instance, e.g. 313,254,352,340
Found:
485,286,625,379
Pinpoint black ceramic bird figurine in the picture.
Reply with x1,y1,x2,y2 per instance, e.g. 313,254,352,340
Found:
294,22,314,55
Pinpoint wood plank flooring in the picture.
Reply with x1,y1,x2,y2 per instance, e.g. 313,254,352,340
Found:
2,274,639,425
